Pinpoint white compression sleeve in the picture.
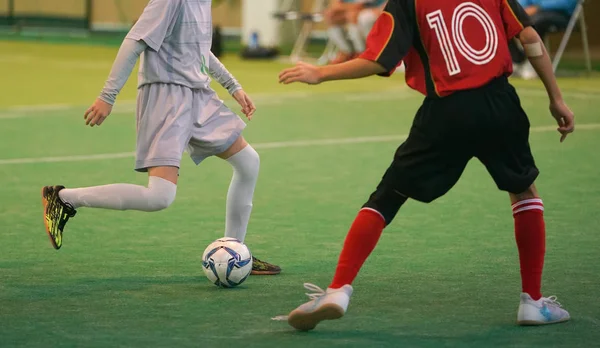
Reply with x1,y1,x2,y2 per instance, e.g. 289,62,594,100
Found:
209,52,242,95
98,38,147,105
328,26,353,54
346,23,366,52
224,145,260,243
58,176,176,212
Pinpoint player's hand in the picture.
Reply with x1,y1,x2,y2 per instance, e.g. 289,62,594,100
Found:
279,62,322,85
233,90,256,120
549,100,574,142
84,98,113,127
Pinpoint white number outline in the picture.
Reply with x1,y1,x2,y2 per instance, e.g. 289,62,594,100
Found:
426,2,498,76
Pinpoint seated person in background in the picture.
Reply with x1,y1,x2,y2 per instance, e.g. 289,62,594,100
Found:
324,0,387,64
510,0,578,79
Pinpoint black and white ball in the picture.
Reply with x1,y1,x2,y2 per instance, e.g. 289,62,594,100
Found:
202,238,252,287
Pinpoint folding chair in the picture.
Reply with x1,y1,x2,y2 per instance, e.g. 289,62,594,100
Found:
551,0,591,74
273,0,329,63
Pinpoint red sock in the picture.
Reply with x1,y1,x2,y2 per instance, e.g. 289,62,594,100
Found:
330,208,386,289
512,198,546,301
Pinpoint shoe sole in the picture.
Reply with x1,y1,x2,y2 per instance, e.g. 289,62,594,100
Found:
518,317,571,326
287,303,344,331
41,187,59,250
251,270,281,275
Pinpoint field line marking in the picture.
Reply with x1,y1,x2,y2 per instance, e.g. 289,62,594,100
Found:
0,123,598,166
0,86,596,119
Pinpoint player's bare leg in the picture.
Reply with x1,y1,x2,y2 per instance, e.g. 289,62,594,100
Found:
324,5,355,64
41,166,177,249
217,136,281,275
510,184,570,325
345,9,366,55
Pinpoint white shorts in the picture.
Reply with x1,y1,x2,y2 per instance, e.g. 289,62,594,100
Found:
135,83,246,172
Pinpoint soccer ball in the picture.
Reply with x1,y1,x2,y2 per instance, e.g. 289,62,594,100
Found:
201,237,253,288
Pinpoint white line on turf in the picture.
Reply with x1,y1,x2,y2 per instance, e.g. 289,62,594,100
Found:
0,87,595,119
0,123,598,166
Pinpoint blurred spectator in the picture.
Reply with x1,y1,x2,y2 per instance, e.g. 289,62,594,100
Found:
510,0,578,79
324,0,387,64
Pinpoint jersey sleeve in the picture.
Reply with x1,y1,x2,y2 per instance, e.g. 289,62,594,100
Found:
359,0,413,75
500,0,532,39
126,0,182,51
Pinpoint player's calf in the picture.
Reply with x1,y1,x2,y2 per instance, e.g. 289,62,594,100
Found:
363,185,408,225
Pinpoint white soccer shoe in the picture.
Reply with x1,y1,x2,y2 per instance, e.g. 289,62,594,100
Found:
283,283,353,331
517,293,570,325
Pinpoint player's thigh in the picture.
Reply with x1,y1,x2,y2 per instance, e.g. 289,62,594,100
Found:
383,134,470,203
187,89,247,164
372,102,472,205
148,166,180,185
476,85,539,195
135,84,193,172
216,136,249,160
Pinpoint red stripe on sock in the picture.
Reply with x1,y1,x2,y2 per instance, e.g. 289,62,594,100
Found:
330,208,386,289
513,199,545,301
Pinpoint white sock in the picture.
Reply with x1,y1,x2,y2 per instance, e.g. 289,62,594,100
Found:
357,10,378,38
328,26,353,53
58,176,176,211
224,145,260,243
346,24,365,52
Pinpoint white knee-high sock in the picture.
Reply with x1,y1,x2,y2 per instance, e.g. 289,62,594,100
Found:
346,24,365,52
58,176,176,211
224,145,260,243
328,26,353,53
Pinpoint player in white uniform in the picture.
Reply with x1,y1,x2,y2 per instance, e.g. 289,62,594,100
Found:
41,0,281,275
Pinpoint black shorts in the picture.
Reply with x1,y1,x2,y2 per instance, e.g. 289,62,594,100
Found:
378,76,538,203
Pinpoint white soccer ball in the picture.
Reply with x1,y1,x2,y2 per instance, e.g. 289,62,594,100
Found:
202,237,253,288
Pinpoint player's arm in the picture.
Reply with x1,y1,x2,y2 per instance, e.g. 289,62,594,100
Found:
518,27,574,141
500,0,574,141
84,39,147,127
85,0,182,127
208,52,256,119
279,59,385,84
208,52,242,95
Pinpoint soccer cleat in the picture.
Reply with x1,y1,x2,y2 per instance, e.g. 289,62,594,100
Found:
286,283,353,331
517,293,570,325
41,186,76,249
251,256,281,275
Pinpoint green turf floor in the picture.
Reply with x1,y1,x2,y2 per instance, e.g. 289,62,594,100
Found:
0,41,599,348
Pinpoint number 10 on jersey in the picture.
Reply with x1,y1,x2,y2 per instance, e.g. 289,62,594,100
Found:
426,2,499,76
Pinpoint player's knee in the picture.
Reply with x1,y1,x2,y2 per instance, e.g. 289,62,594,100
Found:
146,176,177,211
148,193,175,211
363,186,408,225
510,184,539,203
233,145,260,179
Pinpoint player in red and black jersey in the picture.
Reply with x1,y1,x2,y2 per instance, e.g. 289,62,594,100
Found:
277,0,574,331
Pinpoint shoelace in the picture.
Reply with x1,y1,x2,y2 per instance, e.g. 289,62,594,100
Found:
304,283,326,300
271,283,325,321
542,296,562,308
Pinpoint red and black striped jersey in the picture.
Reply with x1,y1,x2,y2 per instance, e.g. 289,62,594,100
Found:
359,0,531,97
